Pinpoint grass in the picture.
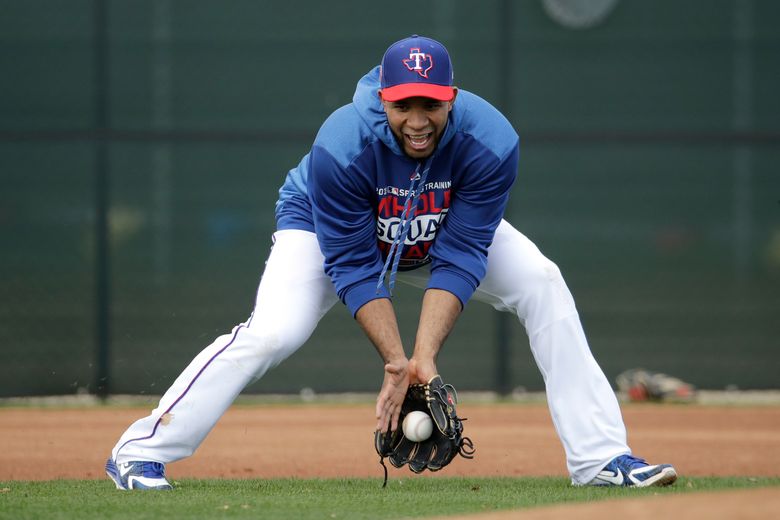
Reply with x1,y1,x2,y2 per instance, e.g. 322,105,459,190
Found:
1,476,778,520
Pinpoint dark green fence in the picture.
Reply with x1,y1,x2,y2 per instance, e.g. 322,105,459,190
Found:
2,0,778,397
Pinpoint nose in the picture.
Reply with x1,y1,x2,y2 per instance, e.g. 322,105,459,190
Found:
406,107,429,130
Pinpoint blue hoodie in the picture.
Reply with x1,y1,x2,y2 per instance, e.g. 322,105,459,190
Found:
275,66,519,317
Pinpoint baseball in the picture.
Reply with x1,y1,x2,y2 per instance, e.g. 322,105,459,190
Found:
402,411,434,442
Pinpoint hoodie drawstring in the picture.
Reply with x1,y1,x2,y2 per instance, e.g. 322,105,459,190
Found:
376,156,433,295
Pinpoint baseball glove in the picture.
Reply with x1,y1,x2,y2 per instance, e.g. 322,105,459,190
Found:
616,368,696,403
374,375,474,486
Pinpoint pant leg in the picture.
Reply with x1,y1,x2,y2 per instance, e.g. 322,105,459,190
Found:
112,229,338,464
474,220,630,484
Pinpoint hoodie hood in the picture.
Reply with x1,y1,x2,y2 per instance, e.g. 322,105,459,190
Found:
352,66,457,158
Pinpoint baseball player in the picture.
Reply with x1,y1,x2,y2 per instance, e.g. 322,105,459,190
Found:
106,35,677,490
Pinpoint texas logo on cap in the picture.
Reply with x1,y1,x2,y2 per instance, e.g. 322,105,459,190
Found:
380,35,455,102
403,48,434,78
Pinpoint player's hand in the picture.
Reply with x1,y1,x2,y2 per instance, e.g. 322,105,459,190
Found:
375,358,410,433
409,357,437,385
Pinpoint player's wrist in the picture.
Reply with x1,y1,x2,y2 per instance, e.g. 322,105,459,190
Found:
409,357,437,383
383,355,409,368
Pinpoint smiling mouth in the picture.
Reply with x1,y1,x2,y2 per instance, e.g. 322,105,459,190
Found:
405,132,433,150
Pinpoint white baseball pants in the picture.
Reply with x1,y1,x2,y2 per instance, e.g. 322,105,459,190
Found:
112,220,630,484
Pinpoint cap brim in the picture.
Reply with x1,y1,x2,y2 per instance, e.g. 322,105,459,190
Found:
380,83,455,102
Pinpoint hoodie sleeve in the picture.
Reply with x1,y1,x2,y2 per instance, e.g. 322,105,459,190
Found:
308,144,391,317
427,142,519,307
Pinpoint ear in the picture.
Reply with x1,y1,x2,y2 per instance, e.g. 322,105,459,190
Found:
448,88,459,111
378,91,390,114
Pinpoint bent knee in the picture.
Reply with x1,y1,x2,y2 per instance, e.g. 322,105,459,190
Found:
516,257,565,292
500,258,575,317
237,324,311,361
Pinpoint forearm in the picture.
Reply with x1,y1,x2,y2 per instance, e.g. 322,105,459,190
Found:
411,289,462,381
357,297,411,432
355,297,406,364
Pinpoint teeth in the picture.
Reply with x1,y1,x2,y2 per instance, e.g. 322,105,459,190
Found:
408,133,431,145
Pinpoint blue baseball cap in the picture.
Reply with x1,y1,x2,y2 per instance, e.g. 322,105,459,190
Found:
379,35,455,102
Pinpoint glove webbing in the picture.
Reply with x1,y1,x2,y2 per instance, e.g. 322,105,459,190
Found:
377,431,475,488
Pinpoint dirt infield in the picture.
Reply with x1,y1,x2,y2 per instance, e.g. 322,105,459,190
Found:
433,487,780,520
2,403,779,518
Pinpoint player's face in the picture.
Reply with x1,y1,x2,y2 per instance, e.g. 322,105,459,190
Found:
381,93,457,159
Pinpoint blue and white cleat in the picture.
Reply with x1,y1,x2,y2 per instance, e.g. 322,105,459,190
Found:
105,457,173,490
587,454,677,487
